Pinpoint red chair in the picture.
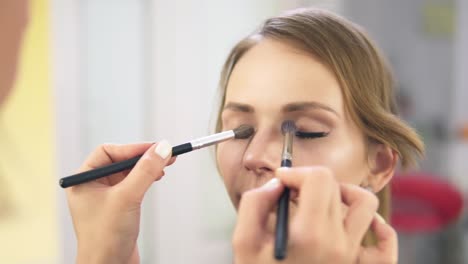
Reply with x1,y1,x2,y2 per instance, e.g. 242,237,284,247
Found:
391,172,464,233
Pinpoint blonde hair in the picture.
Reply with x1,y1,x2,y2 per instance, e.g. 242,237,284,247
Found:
215,8,424,224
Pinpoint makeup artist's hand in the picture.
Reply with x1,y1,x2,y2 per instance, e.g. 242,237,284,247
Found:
233,166,398,264
66,142,175,264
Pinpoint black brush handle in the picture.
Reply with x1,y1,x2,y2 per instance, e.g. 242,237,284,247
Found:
59,143,194,188
280,159,291,167
275,158,292,260
59,155,142,188
275,187,290,260
171,143,192,156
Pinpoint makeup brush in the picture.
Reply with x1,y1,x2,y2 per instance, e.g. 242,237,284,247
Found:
59,125,254,188
275,120,296,260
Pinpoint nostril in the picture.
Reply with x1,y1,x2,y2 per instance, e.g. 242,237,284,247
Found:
257,167,273,174
244,161,272,174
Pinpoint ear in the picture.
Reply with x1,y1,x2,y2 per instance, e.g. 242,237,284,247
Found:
366,144,398,192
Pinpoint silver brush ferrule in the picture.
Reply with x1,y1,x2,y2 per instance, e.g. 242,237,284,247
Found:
190,130,235,149
281,131,294,161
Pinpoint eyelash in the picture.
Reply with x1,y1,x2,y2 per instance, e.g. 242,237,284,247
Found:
295,131,329,139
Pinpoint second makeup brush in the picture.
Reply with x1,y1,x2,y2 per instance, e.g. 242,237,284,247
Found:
274,120,296,260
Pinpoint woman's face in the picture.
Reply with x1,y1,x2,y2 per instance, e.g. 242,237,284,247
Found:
217,39,369,209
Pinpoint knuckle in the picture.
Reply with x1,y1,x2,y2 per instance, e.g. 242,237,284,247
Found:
329,244,348,262
96,143,115,160
294,228,322,250
98,143,114,153
80,144,116,170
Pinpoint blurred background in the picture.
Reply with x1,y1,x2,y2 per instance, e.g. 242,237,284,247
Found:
0,0,467,263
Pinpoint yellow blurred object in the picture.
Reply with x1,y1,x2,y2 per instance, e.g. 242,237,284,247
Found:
0,0,58,263
422,2,454,37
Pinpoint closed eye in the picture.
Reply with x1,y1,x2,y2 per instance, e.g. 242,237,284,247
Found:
295,131,329,139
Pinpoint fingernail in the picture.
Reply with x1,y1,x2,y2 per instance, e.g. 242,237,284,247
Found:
375,213,386,224
263,178,280,190
155,140,172,159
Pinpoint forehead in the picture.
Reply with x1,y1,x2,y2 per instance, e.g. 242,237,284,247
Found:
225,39,343,114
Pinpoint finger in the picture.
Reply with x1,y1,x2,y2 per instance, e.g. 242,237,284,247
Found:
340,183,379,247
233,178,284,252
276,166,336,225
372,214,398,254
359,214,398,264
79,142,154,172
329,176,344,228
276,166,332,189
153,156,177,181
167,156,177,166
116,140,173,201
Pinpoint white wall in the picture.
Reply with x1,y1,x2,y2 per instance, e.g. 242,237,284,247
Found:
52,0,149,262
51,0,82,262
450,0,468,193
81,0,147,149
454,0,468,128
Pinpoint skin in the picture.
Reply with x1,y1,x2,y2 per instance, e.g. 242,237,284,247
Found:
0,0,29,106
67,143,176,264
0,0,28,218
234,171,398,264
68,39,398,263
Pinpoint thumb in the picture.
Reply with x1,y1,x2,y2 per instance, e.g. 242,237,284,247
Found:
233,178,284,251
117,140,173,201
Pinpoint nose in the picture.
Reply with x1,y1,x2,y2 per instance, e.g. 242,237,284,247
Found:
243,128,282,176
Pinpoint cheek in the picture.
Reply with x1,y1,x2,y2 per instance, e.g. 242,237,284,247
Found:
216,141,246,196
293,138,368,184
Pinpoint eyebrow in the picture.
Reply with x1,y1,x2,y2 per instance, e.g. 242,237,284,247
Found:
282,102,339,117
223,101,339,117
223,102,254,113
